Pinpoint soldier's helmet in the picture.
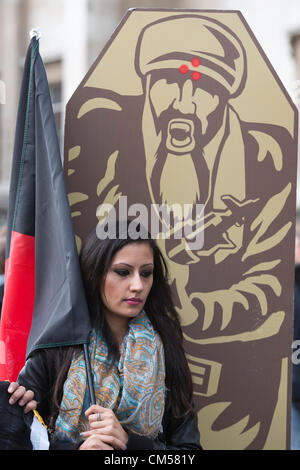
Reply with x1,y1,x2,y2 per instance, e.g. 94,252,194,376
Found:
136,14,247,98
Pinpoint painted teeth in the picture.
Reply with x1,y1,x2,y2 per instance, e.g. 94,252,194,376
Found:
170,122,192,147
167,119,195,152
170,121,191,133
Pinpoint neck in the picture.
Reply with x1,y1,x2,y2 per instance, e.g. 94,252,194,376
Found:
104,312,129,346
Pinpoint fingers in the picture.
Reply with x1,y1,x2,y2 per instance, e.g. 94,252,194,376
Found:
18,389,34,406
90,419,106,429
85,406,113,428
24,399,38,414
8,383,26,404
79,434,114,451
19,389,37,414
7,382,37,413
84,404,128,448
80,430,126,450
85,404,106,419
86,406,115,424
7,382,19,393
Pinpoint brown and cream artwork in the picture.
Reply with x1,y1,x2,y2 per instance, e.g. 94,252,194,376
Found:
64,9,298,449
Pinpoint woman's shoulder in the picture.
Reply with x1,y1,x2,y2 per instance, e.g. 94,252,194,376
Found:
18,347,71,393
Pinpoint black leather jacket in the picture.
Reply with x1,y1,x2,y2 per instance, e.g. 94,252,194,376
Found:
18,349,202,450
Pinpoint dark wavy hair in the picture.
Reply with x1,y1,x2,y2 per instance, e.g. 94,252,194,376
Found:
79,221,194,418
49,220,194,425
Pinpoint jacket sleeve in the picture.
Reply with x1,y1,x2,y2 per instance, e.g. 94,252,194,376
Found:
17,349,54,421
125,404,202,450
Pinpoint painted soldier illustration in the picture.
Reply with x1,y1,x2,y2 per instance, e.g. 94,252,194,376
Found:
64,11,297,449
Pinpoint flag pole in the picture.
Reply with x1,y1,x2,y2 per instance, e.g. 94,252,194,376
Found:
29,27,42,40
28,27,96,408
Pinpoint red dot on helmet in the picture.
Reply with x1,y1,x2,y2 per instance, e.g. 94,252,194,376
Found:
192,71,201,81
179,64,189,74
191,57,201,67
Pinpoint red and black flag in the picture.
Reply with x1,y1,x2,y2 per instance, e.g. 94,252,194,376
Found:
0,36,91,382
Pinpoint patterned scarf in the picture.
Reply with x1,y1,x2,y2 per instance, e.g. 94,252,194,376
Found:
54,311,165,442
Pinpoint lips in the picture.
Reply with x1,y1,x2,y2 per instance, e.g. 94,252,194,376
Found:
166,118,195,153
125,298,142,305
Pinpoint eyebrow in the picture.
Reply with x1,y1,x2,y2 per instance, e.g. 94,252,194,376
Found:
112,263,154,268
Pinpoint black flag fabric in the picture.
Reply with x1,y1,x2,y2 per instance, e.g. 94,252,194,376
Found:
0,36,91,381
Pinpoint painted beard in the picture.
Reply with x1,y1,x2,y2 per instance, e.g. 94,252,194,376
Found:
149,108,210,215
143,109,209,262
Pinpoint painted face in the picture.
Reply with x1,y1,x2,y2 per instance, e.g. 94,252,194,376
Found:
141,73,219,213
149,76,220,153
101,242,154,327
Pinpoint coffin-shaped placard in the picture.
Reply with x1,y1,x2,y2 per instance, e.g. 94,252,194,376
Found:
64,9,298,449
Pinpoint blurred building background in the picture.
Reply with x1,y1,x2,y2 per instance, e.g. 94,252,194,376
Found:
1,0,300,230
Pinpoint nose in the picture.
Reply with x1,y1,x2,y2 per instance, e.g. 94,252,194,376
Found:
173,79,196,115
129,272,143,293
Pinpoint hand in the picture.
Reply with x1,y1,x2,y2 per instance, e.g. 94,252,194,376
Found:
7,381,37,414
80,404,128,450
79,434,114,450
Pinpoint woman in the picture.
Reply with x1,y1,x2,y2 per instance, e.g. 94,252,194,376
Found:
9,221,201,450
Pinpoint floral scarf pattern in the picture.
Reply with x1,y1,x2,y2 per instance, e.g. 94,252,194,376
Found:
54,311,165,442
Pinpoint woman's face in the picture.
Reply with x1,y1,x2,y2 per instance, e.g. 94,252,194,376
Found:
101,242,154,327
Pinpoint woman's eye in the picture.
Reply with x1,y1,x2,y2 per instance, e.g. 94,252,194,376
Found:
141,271,153,278
114,269,130,277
